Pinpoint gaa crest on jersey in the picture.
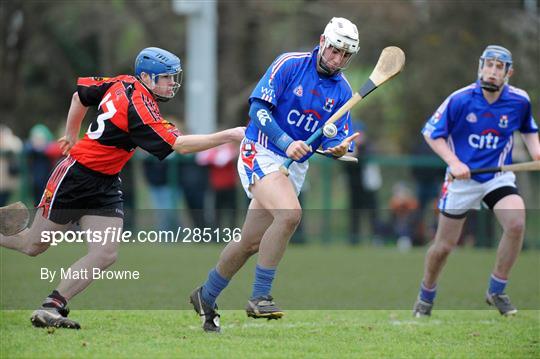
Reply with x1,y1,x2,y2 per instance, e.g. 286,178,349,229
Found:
466,112,478,123
498,115,508,128
323,98,335,113
293,85,303,97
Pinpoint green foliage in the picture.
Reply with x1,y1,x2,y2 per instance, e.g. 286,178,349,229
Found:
1,1,537,150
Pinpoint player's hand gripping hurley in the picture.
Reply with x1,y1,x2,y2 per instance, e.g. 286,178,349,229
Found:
279,46,406,175
450,160,540,179
470,160,540,174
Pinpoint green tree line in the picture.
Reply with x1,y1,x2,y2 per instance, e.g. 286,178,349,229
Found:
1,0,538,152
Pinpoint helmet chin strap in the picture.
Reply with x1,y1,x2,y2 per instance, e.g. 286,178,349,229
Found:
317,54,338,76
480,80,500,92
154,94,171,102
137,75,175,102
152,84,174,102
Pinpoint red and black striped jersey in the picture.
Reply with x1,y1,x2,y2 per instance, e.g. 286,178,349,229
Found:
69,75,181,175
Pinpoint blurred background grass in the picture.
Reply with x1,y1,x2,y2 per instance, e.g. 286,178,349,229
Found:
2,243,538,310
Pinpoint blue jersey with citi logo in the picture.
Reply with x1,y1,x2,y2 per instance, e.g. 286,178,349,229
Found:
422,80,538,182
245,47,353,162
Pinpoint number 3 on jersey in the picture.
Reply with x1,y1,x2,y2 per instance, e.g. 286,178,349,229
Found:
87,93,117,139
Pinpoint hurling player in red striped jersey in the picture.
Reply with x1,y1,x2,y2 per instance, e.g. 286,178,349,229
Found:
0,47,244,329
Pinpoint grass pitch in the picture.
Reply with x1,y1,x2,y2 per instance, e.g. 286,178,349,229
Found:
1,245,539,357
1,310,538,358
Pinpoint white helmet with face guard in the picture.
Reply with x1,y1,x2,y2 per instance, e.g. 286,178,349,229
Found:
318,17,359,75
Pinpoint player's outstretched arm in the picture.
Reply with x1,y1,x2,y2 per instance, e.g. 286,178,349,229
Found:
173,127,245,154
423,134,470,179
521,133,540,161
58,92,89,155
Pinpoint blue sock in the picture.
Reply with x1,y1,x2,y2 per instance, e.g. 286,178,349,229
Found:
251,264,276,299
419,281,437,303
488,273,507,295
201,268,229,307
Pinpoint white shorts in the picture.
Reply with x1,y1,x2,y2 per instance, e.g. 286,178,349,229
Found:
237,139,309,199
438,171,517,217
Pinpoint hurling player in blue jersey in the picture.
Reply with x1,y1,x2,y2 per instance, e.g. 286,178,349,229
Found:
190,17,361,332
413,45,540,317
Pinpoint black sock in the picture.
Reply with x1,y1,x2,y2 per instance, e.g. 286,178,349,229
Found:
42,290,67,309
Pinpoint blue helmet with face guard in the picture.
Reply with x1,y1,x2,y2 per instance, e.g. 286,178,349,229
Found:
135,47,182,101
478,45,513,92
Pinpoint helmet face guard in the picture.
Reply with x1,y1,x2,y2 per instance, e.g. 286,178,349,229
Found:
147,71,183,101
319,42,356,74
317,17,359,75
478,45,512,92
135,47,182,101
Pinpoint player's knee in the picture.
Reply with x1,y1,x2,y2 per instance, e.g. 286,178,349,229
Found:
504,218,525,237
434,242,455,256
23,244,48,257
276,209,302,231
22,243,49,257
441,244,454,255
24,248,43,257
25,250,40,257
245,242,260,256
103,251,118,268
94,249,118,268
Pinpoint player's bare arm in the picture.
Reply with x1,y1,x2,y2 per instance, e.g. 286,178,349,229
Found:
58,92,88,155
172,127,245,154
521,132,540,160
423,135,470,179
